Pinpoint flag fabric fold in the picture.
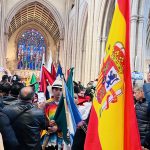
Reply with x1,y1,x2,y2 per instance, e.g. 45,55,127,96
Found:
84,0,141,150
40,66,55,94
51,62,56,78
54,96,70,145
64,83,82,132
56,64,63,77
54,80,82,145
66,68,74,98
30,73,39,93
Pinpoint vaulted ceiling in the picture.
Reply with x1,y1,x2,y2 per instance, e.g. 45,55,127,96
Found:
8,2,60,42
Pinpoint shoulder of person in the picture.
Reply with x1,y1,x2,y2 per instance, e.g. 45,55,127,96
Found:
46,98,54,104
45,99,56,107
2,104,21,120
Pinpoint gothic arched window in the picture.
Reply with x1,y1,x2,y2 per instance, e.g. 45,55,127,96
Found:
17,29,46,70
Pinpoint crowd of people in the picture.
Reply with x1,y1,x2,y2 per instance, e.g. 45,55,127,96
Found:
0,69,96,150
0,69,150,150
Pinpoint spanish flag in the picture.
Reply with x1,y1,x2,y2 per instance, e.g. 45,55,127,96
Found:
84,0,141,150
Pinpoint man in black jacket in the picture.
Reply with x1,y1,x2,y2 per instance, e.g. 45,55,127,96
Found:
0,82,24,108
0,111,20,150
0,82,11,108
134,86,150,145
2,86,47,150
142,102,150,150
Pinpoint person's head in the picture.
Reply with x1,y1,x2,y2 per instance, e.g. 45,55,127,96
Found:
74,84,80,94
11,75,20,84
147,72,150,83
87,81,94,88
85,86,95,101
0,82,11,96
78,89,85,97
52,79,62,101
133,86,144,101
19,86,35,102
74,93,78,105
1,75,9,83
10,83,24,97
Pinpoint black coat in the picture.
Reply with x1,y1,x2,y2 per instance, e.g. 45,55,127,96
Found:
135,98,150,143
142,102,150,149
143,131,150,149
72,114,90,150
0,112,20,150
0,95,19,108
2,101,47,150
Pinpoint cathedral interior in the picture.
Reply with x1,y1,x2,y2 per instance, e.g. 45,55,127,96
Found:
0,0,150,85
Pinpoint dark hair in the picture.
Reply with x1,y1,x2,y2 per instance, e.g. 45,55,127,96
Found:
78,84,85,91
85,86,95,101
19,88,35,101
11,75,20,83
1,75,9,82
10,83,24,96
0,82,11,94
74,85,80,94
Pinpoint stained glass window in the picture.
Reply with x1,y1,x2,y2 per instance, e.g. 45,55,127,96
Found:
17,29,46,70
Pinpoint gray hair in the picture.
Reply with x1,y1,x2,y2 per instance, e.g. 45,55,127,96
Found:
133,86,143,92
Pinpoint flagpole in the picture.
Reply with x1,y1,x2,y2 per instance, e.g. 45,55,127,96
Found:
62,77,71,143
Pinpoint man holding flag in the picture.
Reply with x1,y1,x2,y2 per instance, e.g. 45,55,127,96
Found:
84,0,142,150
41,77,63,150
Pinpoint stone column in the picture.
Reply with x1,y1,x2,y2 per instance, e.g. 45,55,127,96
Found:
63,0,73,75
90,0,99,81
75,2,88,82
136,16,144,72
0,0,6,67
95,36,101,77
95,0,107,80
72,0,79,81
101,36,107,61
84,0,95,84
136,0,145,72
130,0,139,71
59,38,64,72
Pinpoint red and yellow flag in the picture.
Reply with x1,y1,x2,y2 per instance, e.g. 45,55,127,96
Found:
84,0,141,150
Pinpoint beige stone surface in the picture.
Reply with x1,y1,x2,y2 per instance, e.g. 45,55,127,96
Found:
0,0,150,85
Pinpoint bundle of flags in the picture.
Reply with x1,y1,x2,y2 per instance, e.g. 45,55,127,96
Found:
26,63,82,143
40,64,82,145
54,71,82,145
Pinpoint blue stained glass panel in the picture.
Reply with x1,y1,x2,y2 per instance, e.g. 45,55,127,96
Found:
17,29,46,70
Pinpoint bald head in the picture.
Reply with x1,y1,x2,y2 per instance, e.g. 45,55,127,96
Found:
19,87,34,101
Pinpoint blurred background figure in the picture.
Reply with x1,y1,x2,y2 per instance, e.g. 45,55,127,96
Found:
134,86,150,145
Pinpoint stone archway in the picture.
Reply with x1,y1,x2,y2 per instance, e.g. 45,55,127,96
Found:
4,0,64,80
5,0,64,39
4,0,65,71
